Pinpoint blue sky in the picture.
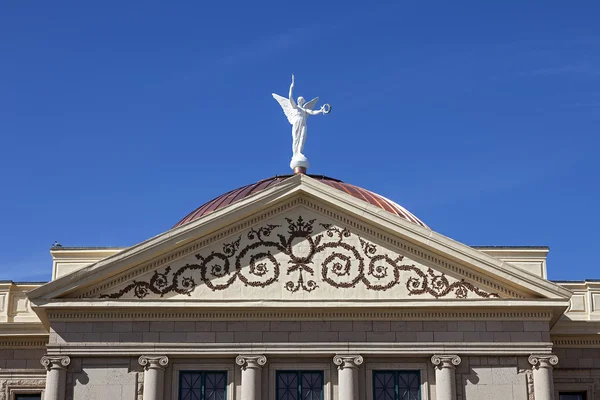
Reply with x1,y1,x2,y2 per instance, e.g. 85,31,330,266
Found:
0,1,598,282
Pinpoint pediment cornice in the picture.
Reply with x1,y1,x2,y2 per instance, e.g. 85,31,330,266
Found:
28,174,571,306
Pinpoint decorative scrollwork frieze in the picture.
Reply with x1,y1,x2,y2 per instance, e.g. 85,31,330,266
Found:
100,216,499,299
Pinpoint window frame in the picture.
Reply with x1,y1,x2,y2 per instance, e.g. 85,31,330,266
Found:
9,388,44,400
276,370,325,400
556,384,594,400
366,362,430,400
269,362,332,400
171,363,234,400
372,369,421,400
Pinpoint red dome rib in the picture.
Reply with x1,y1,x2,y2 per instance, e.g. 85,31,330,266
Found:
173,175,428,229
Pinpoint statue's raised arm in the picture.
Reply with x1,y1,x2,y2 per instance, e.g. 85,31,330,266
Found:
272,74,331,172
289,74,296,108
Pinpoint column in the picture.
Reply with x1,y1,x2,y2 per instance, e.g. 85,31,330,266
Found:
528,355,558,400
333,355,363,400
139,355,169,400
236,355,267,400
40,355,70,400
431,355,461,400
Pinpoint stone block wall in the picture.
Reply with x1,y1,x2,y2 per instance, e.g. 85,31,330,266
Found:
50,319,549,345
0,348,45,370
553,347,600,399
0,346,46,400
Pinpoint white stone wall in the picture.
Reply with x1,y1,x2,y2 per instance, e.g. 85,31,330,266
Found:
66,357,141,400
456,356,531,400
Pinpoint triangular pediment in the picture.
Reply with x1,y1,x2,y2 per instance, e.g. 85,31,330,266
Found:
86,207,504,301
28,174,571,309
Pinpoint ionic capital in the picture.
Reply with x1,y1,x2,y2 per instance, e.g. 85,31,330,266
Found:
235,355,267,370
40,355,71,371
333,355,364,370
528,354,558,369
138,355,169,371
431,355,461,369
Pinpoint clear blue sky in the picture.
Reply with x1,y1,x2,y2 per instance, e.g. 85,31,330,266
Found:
1,2,598,282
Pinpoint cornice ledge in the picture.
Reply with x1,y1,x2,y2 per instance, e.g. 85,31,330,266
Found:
42,306,556,322
44,341,553,357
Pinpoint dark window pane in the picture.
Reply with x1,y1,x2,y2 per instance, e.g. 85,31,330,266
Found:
277,371,323,400
374,371,420,400
302,372,323,400
277,372,299,400
15,396,42,400
559,393,586,400
205,372,227,400
179,371,227,400
374,372,395,400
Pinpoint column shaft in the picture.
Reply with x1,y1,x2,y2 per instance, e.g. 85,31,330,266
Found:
529,355,558,400
333,355,363,400
236,355,267,400
40,356,70,400
139,355,169,400
431,355,461,400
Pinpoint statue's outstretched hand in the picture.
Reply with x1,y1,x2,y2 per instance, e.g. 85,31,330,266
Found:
291,74,295,85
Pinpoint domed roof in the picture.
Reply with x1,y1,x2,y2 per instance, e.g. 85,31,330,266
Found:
173,175,427,229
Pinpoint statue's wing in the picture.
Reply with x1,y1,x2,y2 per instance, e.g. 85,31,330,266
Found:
303,97,319,111
272,93,295,125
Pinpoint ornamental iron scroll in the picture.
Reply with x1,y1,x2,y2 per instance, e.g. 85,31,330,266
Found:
100,216,500,299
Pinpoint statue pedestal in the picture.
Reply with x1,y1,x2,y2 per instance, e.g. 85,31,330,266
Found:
290,154,310,171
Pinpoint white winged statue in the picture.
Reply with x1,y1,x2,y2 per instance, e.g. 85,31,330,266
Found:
272,74,331,171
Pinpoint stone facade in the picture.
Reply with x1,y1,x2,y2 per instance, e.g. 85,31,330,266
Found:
0,174,597,399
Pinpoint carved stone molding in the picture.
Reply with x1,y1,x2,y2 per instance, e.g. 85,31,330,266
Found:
333,355,363,370
40,355,70,371
46,309,553,322
0,379,46,400
235,355,267,370
430,355,461,369
528,354,558,369
138,355,169,371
